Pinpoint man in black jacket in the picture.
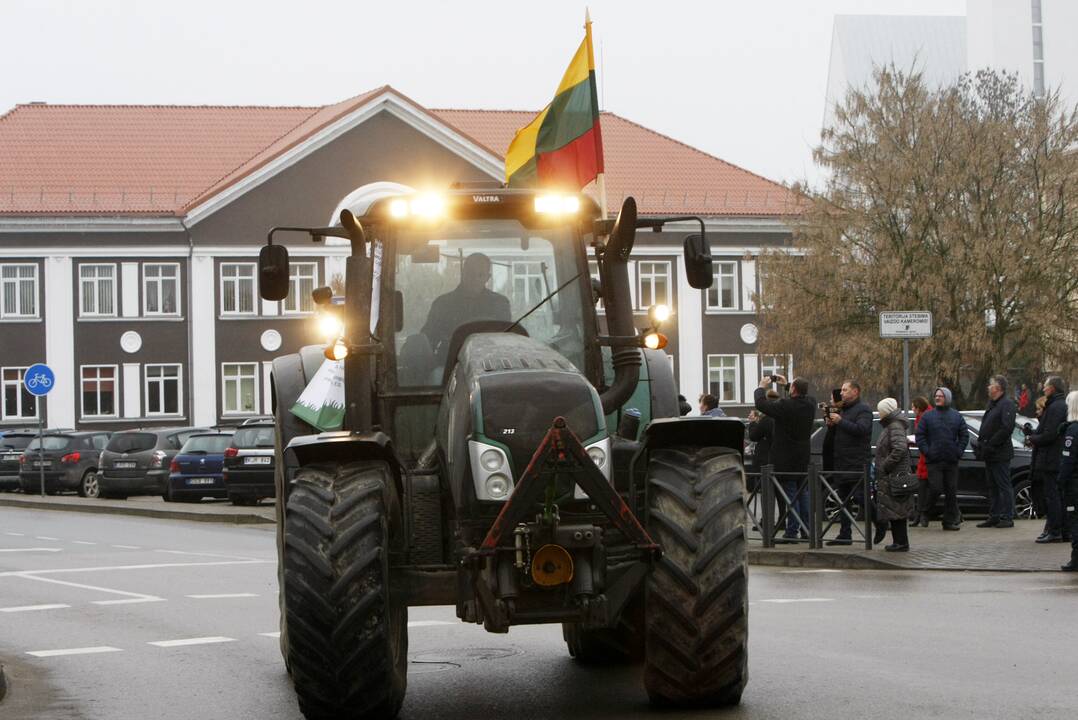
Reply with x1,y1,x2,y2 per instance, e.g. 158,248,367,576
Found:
755,375,816,542
824,380,873,545
1030,376,1069,543
975,375,1017,528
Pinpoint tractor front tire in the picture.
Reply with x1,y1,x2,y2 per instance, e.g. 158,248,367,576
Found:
643,447,748,707
282,461,408,720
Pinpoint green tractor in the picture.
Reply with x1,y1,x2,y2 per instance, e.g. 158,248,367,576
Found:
259,187,748,719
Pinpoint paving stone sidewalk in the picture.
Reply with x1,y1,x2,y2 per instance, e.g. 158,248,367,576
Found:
749,518,1073,571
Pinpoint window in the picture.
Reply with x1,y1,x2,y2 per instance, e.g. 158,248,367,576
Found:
637,261,671,309
707,262,739,310
2,368,37,420
143,263,179,316
512,261,546,304
760,354,788,381
222,363,258,415
1,264,38,318
145,364,182,416
283,262,317,314
221,263,256,315
79,264,117,317
707,355,740,404
81,366,117,418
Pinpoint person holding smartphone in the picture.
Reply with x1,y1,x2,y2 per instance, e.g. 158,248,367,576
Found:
754,374,816,543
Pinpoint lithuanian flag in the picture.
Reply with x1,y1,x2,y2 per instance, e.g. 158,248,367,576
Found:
505,17,604,190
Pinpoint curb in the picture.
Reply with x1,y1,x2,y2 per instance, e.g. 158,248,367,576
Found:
0,497,273,525
749,549,899,571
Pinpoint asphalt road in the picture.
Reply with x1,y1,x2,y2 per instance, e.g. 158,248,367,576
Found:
1,507,1076,720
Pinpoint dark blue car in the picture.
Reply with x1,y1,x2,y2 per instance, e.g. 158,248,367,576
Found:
165,431,234,502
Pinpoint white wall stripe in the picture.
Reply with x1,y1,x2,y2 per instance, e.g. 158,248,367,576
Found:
676,265,704,403
44,256,76,428
743,354,760,404
122,363,141,419
262,361,273,417
190,255,217,426
121,262,139,317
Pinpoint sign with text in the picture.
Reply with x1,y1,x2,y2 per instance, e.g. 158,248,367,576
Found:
879,311,932,338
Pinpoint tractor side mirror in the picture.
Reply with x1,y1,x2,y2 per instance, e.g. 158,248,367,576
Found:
259,244,290,301
607,196,637,262
683,233,713,289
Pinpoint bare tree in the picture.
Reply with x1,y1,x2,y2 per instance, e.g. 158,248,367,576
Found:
758,66,1078,408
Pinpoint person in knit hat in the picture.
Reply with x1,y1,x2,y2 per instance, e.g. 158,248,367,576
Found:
874,398,917,550
914,387,968,530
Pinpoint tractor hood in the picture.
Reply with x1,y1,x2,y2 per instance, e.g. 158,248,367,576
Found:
438,333,606,505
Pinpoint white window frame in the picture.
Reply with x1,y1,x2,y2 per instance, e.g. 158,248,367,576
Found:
0,264,39,319
220,262,257,316
511,260,546,304
144,364,183,417
221,363,260,416
1,367,38,420
760,354,789,380
706,354,741,405
80,365,119,419
79,263,118,318
283,262,318,315
142,263,181,317
636,260,671,310
706,261,739,311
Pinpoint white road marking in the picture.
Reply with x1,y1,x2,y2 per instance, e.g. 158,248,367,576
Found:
16,574,163,603
0,548,62,553
0,558,272,578
34,536,59,541
759,598,834,604
407,620,455,627
156,549,262,561
5,532,25,536
27,646,122,658
0,604,71,613
259,632,281,638
1027,585,1078,592
148,636,235,648
111,545,140,550
186,593,259,599
92,598,167,606
70,541,96,545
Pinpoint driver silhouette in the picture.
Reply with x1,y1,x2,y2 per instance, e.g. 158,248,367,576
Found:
421,253,511,358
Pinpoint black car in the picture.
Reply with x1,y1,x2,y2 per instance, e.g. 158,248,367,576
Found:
0,431,37,490
97,426,208,499
165,431,234,502
222,422,276,506
18,431,111,496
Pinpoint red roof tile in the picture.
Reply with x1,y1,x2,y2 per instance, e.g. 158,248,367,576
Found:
0,87,798,218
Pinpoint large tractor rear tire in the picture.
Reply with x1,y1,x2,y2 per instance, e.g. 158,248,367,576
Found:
282,461,408,720
643,447,748,707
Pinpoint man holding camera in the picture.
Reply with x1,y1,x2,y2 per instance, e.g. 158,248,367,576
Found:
823,380,873,545
754,374,816,542
974,375,1017,528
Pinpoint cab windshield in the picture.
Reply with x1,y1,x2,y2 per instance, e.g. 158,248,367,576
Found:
391,218,588,387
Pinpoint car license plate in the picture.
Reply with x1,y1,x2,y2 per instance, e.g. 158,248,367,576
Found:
187,477,215,485
33,461,51,468
115,461,137,469
244,456,272,465
3,453,20,462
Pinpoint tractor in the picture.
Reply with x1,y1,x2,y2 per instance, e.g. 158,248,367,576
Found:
259,186,748,719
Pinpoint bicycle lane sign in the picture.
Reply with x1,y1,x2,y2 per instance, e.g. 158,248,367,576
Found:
24,363,55,397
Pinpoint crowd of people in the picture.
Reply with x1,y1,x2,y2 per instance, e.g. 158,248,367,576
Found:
742,373,1078,572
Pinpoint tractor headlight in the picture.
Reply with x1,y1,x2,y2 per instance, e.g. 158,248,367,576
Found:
318,313,344,341
387,194,446,220
534,194,581,214
468,441,514,501
485,474,510,499
648,303,672,326
575,437,612,500
480,449,504,471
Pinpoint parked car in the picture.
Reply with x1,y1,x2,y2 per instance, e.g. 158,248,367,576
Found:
165,431,234,502
97,427,208,499
809,412,1033,518
1,431,37,491
17,431,110,496
222,421,276,506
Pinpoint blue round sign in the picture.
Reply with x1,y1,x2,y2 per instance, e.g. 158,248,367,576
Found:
23,363,55,397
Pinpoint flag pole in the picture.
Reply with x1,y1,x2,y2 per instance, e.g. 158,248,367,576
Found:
585,9,609,219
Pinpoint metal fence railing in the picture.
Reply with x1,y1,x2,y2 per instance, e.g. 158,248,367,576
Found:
746,464,874,550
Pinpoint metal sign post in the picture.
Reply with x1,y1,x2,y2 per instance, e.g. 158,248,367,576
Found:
879,312,933,416
23,363,56,498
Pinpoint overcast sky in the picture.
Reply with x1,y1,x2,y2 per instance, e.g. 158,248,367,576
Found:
3,0,965,186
